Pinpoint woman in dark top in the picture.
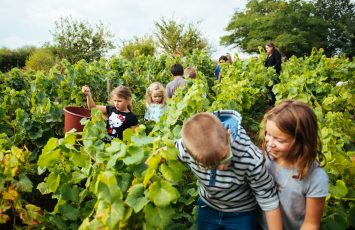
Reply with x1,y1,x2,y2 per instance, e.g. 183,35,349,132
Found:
264,42,282,105
265,42,282,75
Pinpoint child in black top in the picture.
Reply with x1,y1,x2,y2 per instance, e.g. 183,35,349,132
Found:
82,85,138,140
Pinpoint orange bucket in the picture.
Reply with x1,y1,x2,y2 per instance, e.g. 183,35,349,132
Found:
63,106,91,132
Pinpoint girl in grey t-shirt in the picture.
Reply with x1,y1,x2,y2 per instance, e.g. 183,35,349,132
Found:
260,100,328,230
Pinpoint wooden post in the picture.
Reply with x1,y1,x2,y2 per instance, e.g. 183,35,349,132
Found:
107,79,112,99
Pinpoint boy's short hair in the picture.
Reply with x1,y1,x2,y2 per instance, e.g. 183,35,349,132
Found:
184,67,197,79
181,112,229,168
171,63,184,76
219,55,228,63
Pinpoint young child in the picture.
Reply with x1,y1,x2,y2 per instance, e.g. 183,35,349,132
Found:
261,99,328,230
184,67,197,79
81,85,138,140
166,63,187,98
214,55,228,82
175,111,282,230
184,67,197,87
144,82,167,122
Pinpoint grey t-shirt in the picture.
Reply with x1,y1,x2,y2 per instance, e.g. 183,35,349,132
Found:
166,76,187,98
264,158,328,230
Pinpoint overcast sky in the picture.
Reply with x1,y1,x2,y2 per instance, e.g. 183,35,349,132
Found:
0,0,249,59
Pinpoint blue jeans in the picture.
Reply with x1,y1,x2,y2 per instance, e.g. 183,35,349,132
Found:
197,198,257,230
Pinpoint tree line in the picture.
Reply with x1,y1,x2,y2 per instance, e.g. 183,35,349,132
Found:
0,0,354,72
221,0,355,58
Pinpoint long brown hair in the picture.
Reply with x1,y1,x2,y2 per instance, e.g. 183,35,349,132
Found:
261,100,325,179
110,85,133,111
265,42,280,54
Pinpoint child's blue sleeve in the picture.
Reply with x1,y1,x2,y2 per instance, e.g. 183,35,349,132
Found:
213,110,242,141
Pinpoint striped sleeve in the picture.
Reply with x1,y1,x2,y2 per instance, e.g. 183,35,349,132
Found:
175,139,189,163
246,143,279,211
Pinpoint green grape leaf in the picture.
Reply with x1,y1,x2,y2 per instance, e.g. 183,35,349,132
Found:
329,180,348,198
131,136,155,146
108,200,126,227
160,161,186,183
64,132,76,145
116,173,133,193
324,214,347,230
59,203,80,220
96,171,123,202
71,171,87,184
70,149,90,168
60,184,80,202
105,140,125,154
123,128,134,144
143,153,161,187
144,203,175,228
125,184,149,213
123,146,145,165
160,146,178,161
28,123,43,139
106,141,126,169
37,182,51,195
43,138,59,152
37,149,61,168
16,174,33,192
46,172,60,193
147,180,179,207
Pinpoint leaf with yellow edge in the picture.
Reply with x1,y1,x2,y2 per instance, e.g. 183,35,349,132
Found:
160,146,178,161
3,186,19,201
11,146,25,162
3,154,19,177
64,132,76,145
0,213,10,224
46,172,60,193
42,137,59,152
329,180,348,198
143,153,161,187
160,160,186,183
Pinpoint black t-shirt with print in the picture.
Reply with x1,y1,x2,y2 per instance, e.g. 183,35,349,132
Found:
106,106,138,140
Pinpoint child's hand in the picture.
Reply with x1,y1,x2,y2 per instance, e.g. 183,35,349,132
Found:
82,85,91,96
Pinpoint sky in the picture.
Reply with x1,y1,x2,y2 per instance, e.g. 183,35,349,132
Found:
0,0,249,59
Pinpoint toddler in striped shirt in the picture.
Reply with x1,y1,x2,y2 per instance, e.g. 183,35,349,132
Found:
176,111,282,230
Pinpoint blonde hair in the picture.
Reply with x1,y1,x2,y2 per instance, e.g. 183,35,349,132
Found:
181,112,229,168
261,99,325,179
145,82,167,105
184,67,197,79
109,85,133,111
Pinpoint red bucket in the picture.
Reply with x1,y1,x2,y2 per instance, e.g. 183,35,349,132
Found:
64,106,91,132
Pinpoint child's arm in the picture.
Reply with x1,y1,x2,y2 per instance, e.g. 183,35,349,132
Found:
264,207,282,230
217,72,222,82
244,141,282,229
300,197,326,230
81,85,107,114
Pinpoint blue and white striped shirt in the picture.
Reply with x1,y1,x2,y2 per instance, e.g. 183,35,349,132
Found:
176,110,279,212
